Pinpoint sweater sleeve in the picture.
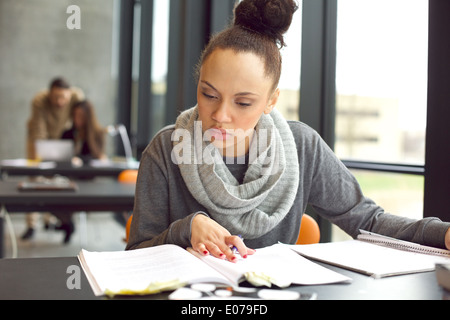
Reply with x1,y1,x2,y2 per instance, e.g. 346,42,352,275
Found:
304,127,450,249
125,131,206,250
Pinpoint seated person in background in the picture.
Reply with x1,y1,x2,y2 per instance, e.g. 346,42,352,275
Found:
55,100,107,243
22,77,84,241
62,100,107,165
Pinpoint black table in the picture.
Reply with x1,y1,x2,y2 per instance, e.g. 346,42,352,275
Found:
0,160,139,179
0,256,447,301
0,179,135,258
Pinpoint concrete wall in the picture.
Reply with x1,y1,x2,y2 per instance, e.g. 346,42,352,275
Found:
0,0,118,160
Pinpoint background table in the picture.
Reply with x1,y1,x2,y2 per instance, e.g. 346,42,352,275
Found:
1,160,138,180
0,179,135,258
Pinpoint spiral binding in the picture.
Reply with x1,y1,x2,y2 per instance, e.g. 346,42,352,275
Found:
358,234,450,258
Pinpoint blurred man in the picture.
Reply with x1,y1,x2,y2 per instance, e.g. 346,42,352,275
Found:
27,77,84,159
22,77,84,240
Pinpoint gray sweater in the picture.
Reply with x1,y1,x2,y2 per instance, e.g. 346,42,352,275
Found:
126,121,450,250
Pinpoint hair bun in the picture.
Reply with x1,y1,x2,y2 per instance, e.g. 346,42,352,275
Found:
234,0,298,47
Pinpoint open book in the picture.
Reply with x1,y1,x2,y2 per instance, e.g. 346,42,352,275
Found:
287,230,450,278
78,244,351,297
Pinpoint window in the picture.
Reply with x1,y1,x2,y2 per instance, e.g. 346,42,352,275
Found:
150,0,170,137
128,0,170,156
333,0,429,241
278,1,302,121
335,0,428,165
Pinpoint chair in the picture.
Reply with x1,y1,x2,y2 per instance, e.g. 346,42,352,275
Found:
296,214,320,244
125,214,133,243
119,169,138,243
118,169,138,184
107,124,134,163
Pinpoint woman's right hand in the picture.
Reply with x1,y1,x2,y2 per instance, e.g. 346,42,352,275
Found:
191,214,255,263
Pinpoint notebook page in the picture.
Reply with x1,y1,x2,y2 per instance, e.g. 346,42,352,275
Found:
289,240,450,278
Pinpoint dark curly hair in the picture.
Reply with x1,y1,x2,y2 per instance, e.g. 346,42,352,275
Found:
197,0,298,90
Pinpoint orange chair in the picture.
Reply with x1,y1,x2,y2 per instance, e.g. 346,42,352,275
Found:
119,170,138,243
125,214,133,243
296,214,320,244
118,169,138,184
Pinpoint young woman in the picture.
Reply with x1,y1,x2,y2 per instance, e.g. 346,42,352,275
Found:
56,100,106,243
62,100,106,164
127,0,450,261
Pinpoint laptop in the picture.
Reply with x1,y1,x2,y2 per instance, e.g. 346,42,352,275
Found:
35,139,74,161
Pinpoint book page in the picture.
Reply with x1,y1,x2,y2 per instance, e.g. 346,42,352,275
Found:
1,159,56,169
190,244,352,287
78,245,231,296
289,240,450,278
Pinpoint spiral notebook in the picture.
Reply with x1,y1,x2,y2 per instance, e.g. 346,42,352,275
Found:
288,230,450,278
356,230,450,257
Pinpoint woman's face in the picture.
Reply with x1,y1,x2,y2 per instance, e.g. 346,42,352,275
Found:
73,107,86,129
197,48,279,157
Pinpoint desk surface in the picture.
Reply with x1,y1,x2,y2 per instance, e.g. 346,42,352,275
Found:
0,256,447,300
0,179,135,212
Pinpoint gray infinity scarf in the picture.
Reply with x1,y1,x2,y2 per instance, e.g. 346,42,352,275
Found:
173,106,299,239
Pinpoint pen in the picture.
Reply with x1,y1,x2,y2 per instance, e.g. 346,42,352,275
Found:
232,235,243,255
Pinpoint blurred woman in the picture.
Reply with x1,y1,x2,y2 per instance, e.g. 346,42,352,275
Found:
62,100,106,164
56,100,106,243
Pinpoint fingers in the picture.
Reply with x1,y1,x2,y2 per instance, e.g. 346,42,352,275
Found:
194,241,228,260
194,236,256,263
195,243,210,256
225,235,256,261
